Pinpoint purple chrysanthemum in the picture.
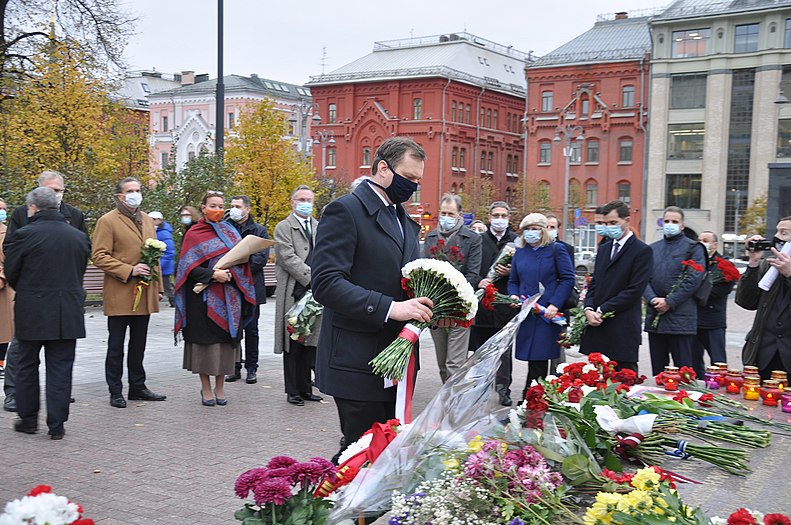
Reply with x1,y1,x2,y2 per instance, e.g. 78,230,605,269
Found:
308,457,337,478
267,455,297,469
252,478,293,506
289,461,325,485
266,467,292,480
234,467,268,499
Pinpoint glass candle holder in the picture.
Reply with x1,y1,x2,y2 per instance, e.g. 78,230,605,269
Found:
714,362,728,381
771,370,788,390
782,390,791,413
743,365,760,380
704,366,721,389
725,369,744,394
743,376,761,401
663,366,681,392
760,380,782,407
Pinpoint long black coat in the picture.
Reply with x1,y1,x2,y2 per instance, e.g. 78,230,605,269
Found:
227,216,270,304
312,182,421,402
3,201,87,252
4,210,90,340
697,252,735,329
473,228,518,328
580,235,653,362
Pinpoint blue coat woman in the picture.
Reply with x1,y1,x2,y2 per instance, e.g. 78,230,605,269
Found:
508,213,575,388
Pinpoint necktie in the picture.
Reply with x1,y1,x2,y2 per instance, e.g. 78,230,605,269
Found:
611,242,620,259
387,205,403,238
303,219,311,239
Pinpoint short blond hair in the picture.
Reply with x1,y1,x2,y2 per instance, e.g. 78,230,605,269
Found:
517,213,551,247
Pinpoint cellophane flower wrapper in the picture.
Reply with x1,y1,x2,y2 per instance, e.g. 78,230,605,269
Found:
327,293,542,524
485,243,516,282
285,291,323,342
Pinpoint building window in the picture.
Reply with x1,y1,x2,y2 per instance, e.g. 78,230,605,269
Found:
668,123,705,159
451,183,457,194
506,154,512,174
362,147,371,167
618,182,631,206
459,148,466,169
586,182,598,207
586,140,599,163
227,112,235,129
734,23,760,53
413,98,423,120
487,152,494,172
507,112,512,131
412,185,421,203
785,19,791,47
452,147,458,168
513,155,519,174
672,28,711,58
619,140,633,163
160,152,169,168
622,85,635,108
777,119,791,158
541,91,553,112
458,183,464,195
480,151,487,173
140,82,150,93
486,109,492,128
670,73,707,109
539,141,551,164
328,103,337,124
480,107,486,125
580,98,590,117
465,104,471,123
570,141,582,163
161,115,169,132
666,174,702,208
493,110,498,129
327,148,336,167
451,101,457,122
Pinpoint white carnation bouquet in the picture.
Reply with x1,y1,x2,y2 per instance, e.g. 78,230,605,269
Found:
369,259,478,381
0,485,91,525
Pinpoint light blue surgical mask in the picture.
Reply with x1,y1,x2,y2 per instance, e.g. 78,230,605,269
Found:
180,216,192,226
663,223,681,237
523,230,542,245
605,224,624,239
595,224,607,237
295,202,313,217
439,216,457,230
548,230,558,240
0,210,6,223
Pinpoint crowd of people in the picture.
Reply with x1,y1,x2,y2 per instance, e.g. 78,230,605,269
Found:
1,137,789,453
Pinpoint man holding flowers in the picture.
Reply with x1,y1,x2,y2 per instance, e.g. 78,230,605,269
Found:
92,177,166,409
312,137,431,462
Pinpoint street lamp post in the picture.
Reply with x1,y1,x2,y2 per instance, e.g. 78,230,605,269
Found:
553,125,585,242
289,101,320,159
313,130,335,179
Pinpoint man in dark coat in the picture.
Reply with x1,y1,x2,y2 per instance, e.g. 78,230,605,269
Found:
312,137,432,460
2,170,87,413
4,187,90,439
694,231,737,376
469,201,518,406
580,200,653,372
643,206,706,376
735,217,791,379
225,195,271,385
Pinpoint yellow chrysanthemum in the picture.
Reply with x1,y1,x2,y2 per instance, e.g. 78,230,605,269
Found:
442,457,459,470
467,435,484,453
583,492,622,524
631,467,661,491
618,489,653,512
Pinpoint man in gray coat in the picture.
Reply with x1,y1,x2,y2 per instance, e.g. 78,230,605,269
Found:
422,193,481,382
644,206,707,376
274,185,323,406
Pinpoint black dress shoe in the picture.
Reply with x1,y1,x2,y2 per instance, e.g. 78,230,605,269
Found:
70,397,75,403
50,429,65,440
498,392,513,406
109,394,127,408
245,371,257,384
299,392,323,402
287,394,304,406
128,388,166,401
3,396,17,412
225,371,242,382
14,421,38,434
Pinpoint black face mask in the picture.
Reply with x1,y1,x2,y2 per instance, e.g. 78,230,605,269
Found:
774,236,786,251
370,158,418,204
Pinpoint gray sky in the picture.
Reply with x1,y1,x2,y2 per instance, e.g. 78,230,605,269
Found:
122,0,665,85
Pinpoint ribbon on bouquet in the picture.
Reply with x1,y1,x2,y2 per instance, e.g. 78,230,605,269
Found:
384,323,421,425
132,280,150,311
614,432,645,456
665,439,692,459
531,303,566,326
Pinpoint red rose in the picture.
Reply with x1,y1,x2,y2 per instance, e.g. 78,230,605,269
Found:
764,514,791,525
567,386,582,403
728,508,758,525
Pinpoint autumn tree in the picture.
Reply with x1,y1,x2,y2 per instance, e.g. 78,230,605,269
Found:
739,193,767,237
0,39,149,228
226,98,316,228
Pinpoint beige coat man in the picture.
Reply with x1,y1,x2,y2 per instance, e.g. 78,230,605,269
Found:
92,209,162,316
274,212,321,354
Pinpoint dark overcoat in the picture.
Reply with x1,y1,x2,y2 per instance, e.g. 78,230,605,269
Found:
580,235,653,362
4,210,90,340
473,228,518,328
312,182,421,402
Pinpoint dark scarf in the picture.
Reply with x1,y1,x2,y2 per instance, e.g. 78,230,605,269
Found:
116,202,143,232
438,216,464,242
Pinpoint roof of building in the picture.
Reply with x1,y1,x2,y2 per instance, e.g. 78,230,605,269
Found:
530,15,652,68
307,32,532,96
653,0,791,21
148,74,312,100
115,71,182,110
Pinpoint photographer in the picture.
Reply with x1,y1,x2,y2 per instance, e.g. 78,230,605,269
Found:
735,217,791,379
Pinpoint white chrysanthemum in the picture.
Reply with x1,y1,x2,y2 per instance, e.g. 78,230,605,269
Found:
336,433,373,466
402,258,477,319
556,362,568,374
582,363,596,374
0,493,80,525
545,374,558,382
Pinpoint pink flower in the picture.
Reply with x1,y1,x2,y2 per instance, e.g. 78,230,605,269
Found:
252,478,293,506
289,462,325,485
308,457,337,478
267,455,297,469
235,467,269,499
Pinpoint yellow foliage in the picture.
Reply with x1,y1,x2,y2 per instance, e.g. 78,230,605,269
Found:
226,98,317,228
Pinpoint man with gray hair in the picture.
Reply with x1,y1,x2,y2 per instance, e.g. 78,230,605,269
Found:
3,170,88,413
422,193,481,382
4,187,90,439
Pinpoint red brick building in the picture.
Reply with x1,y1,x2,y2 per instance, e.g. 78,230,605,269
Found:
525,13,651,248
307,33,530,229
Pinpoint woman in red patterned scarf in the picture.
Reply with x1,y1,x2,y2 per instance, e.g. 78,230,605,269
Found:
174,191,256,406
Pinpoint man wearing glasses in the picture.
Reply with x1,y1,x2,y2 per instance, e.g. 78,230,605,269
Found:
3,170,88,413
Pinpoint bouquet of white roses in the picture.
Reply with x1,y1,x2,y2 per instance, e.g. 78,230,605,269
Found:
132,237,166,311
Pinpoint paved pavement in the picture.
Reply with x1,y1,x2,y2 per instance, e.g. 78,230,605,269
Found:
1,295,789,523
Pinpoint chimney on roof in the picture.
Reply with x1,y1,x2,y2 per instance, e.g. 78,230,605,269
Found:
195,73,209,83
181,70,195,86
251,73,259,79
614,11,628,20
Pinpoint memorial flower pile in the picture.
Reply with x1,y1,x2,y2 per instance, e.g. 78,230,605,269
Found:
285,291,323,343
0,485,93,525
709,508,791,525
370,259,477,381
132,237,166,311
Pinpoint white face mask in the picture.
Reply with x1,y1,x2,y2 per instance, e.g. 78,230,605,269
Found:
228,207,244,222
700,242,712,253
548,230,558,240
490,218,509,232
54,192,63,206
124,192,143,208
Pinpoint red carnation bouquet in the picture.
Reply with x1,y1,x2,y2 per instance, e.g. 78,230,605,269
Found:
475,282,521,311
428,238,464,270
650,259,704,329
714,256,741,284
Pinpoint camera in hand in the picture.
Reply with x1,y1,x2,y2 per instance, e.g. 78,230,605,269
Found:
747,239,774,252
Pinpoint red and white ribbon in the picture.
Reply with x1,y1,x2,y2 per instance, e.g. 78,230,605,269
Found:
386,323,422,425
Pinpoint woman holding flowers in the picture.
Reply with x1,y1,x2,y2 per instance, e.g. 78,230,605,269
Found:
508,213,575,394
174,192,257,406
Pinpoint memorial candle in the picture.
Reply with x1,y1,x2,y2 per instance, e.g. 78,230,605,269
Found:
704,366,721,389
760,380,782,407
782,390,791,413
663,366,681,392
725,369,744,394
771,370,788,390
743,376,760,401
